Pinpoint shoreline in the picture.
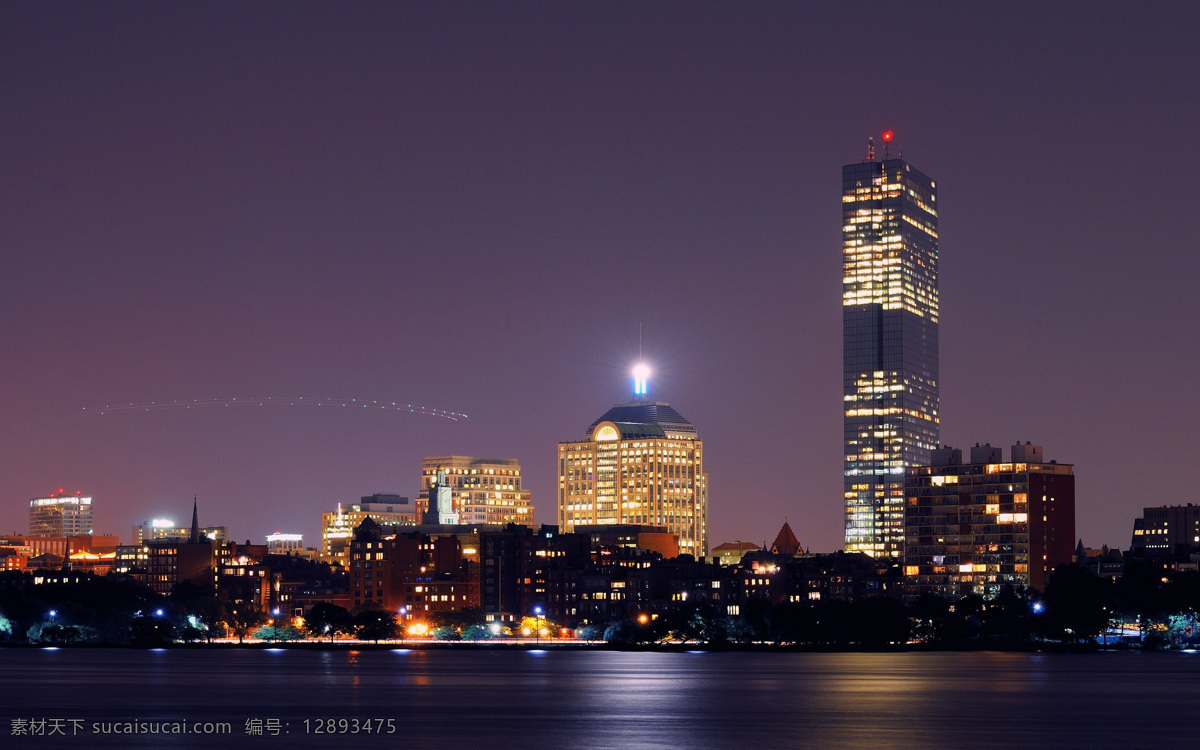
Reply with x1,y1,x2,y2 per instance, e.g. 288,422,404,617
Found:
0,639,1153,654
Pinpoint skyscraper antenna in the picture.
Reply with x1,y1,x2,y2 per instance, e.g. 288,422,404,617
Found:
866,136,875,162
632,322,649,397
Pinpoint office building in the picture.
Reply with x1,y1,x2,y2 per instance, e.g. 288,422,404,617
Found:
842,133,940,558
558,366,708,555
903,442,1075,599
266,533,304,554
132,519,227,544
320,494,417,567
417,457,533,526
28,493,93,537
1130,505,1200,558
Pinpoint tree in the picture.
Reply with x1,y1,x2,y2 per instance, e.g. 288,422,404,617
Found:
462,624,493,641
1166,570,1200,615
740,599,770,642
1043,564,1111,643
908,594,981,645
853,597,909,646
429,607,487,631
305,602,354,642
1114,559,1169,622
354,608,400,643
129,613,175,646
1167,613,1200,647
604,619,646,645
224,605,267,645
981,586,1034,643
253,624,302,642
28,622,99,644
576,623,604,643
655,604,705,644
171,582,223,642
765,602,811,645
812,599,856,646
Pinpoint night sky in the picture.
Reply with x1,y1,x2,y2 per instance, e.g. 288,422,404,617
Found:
3,2,1198,553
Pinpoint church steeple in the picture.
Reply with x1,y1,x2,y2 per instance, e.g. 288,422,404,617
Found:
189,496,200,544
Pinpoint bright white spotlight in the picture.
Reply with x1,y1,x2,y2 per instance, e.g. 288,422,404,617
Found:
632,363,650,396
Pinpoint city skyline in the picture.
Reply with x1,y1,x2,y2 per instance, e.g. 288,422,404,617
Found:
2,3,1199,553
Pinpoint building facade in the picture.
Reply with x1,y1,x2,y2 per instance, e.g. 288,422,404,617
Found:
903,442,1075,599
1130,504,1200,558
711,541,763,568
320,495,417,567
417,456,533,526
842,136,940,558
28,494,93,537
558,375,707,556
132,519,227,544
347,518,478,615
266,533,304,554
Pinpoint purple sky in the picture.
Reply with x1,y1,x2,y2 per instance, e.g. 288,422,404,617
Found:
2,2,1198,553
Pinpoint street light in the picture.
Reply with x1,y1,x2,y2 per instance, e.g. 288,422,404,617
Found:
399,606,408,643
272,607,280,641
534,606,543,646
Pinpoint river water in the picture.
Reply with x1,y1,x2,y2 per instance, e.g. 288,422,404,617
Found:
4,647,1195,748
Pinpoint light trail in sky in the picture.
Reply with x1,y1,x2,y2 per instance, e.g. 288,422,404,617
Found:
81,397,467,421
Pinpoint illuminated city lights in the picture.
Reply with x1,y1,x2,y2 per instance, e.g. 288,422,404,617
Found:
842,140,939,559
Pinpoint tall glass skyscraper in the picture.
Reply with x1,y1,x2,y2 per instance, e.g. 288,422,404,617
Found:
842,136,939,558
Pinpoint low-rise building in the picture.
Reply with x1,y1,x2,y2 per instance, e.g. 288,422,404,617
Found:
711,541,763,567
347,518,479,616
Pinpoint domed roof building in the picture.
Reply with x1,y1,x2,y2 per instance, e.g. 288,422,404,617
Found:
558,367,708,556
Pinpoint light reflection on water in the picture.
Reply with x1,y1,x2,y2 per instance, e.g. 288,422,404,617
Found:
4,649,1198,749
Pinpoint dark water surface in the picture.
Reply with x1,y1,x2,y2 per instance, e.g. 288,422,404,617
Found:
4,648,1196,749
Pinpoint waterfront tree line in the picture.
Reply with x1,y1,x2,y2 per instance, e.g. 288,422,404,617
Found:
1,561,1198,648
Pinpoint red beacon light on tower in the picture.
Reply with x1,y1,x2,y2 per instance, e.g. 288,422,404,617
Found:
866,130,898,162
881,130,896,158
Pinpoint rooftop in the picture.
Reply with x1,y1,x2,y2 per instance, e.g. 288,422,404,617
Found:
585,400,697,440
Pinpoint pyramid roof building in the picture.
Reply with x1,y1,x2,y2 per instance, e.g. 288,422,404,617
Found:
770,521,801,556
